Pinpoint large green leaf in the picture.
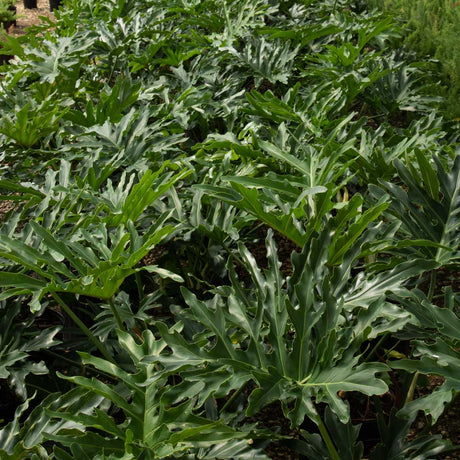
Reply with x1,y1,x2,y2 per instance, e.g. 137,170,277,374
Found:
154,219,428,427
373,155,460,266
389,290,460,422
391,339,459,422
0,388,105,457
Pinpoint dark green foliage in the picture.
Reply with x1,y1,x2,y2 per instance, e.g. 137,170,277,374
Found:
0,0,457,458
368,0,460,118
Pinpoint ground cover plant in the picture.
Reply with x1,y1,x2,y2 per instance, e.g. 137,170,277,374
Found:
0,0,458,458
367,0,460,119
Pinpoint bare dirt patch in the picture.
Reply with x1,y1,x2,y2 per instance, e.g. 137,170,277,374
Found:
10,0,54,37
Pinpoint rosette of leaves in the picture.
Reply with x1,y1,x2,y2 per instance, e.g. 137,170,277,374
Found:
370,152,460,269
195,130,363,248
391,288,460,423
0,163,188,361
369,407,453,459
0,164,188,310
281,403,450,460
150,199,435,458
0,299,60,399
0,98,70,150
42,330,268,459
0,388,106,458
300,16,394,111
364,58,442,115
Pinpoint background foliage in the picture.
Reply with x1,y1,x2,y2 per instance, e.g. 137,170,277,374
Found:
367,0,460,118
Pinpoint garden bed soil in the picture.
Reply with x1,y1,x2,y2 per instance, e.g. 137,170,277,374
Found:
0,200,14,219
10,0,54,37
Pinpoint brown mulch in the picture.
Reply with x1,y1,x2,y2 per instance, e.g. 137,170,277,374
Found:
9,0,54,37
408,376,460,459
0,200,15,220
435,396,460,459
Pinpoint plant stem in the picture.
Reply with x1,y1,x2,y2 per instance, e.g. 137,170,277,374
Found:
219,384,246,414
427,269,437,301
373,395,386,434
51,292,115,363
383,339,401,360
315,409,340,460
365,333,388,362
405,371,419,405
221,241,245,268
44,350,117,381
135,271,144,301
26,383,53,395
108,296,125,332
45,349,83,368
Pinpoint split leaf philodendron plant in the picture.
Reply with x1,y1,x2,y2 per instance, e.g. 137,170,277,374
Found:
0,0,458,458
